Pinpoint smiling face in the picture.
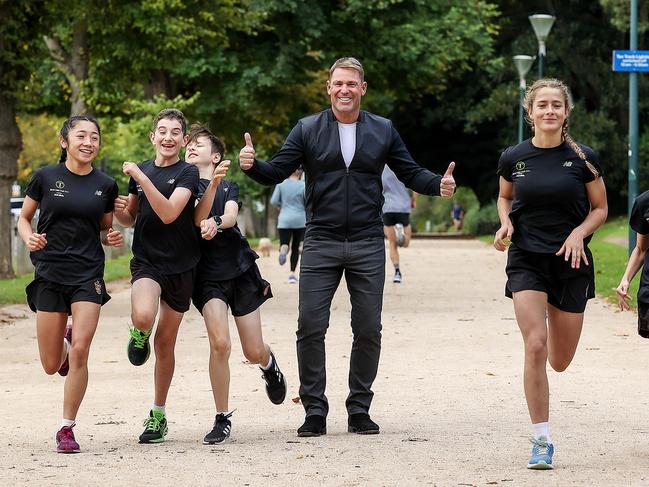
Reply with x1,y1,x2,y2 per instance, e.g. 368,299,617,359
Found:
327,67,367,123
527,87,569,135
150,117,187,161
186,135,220,167
60,120,100,165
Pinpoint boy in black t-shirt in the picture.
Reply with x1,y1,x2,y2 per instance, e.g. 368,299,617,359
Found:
113,109,200,444
186,124,286,444
616,191,649,337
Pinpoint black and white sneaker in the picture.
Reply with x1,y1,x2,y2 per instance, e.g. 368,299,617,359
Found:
203,412,233,444
393,270,402,283
260,351,287,405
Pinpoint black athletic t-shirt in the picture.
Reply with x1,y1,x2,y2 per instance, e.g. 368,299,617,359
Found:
25,163,118,284
195,179,258,281
128,160,200,274
497,139,602,253
629,190,649,303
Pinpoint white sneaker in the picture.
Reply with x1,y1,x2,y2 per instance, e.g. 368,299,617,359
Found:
394,224,405,247
393,271,402,283
288,274,298,284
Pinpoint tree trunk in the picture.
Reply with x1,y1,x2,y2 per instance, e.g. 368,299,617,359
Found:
143,69,174,99
0,94,21,278
43,20,89,116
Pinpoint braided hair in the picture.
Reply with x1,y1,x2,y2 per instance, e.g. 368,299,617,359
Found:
59,115,101,163
523,78,599,179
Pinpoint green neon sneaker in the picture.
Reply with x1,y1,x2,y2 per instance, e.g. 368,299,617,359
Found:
127,326,152,366
139,410,168,443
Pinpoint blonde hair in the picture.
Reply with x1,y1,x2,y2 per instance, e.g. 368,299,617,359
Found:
524,78,600,178
329,57,364,82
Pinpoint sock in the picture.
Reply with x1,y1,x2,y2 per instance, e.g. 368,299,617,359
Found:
394,265,400,273
61,418,75,428
532,422,551,443
260,353,273,370
152,404,166,415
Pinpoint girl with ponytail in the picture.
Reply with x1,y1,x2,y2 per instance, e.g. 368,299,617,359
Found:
17,116,123,453
493,79,608,469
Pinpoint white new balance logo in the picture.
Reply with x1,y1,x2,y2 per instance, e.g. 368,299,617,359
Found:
563,161,572,167
167,179,175,184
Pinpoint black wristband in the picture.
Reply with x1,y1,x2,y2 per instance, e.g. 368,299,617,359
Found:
213,215,223,228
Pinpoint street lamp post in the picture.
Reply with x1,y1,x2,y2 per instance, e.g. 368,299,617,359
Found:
513,55,535,143
529,14,556,78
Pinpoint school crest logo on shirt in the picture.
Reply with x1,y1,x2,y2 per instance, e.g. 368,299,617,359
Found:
515,161,525,171
94,280,102,295
55,180,65,189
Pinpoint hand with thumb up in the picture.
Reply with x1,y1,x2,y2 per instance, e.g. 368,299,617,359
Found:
439,161,456,199
239,132,256,170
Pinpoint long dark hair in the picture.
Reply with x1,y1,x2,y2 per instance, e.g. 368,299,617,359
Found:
59,115,101,163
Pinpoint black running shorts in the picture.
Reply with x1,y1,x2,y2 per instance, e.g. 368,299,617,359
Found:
130,259,195,313
382,212,410,227
505,244,595,313
26,277,110,314
192,263,272,317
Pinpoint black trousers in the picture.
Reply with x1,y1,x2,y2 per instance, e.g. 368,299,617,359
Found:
297,235,385,417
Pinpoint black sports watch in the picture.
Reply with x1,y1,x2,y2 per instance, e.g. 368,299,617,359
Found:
213,215,223,230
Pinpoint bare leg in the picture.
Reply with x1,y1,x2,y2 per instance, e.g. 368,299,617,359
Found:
130,278,161,332
36,312,69,374
403,224,412,248
234,308,270,366
152,301,184,406
202,298,232,411
383,226,399,267
513,290,550,424
63,302,101,420
547,304,584,372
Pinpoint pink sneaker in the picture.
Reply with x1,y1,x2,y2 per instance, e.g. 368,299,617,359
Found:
58,323,72,377
56,424,80,453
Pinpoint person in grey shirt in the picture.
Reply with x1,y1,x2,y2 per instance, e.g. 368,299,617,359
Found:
270,168,306,283
382,165,416,283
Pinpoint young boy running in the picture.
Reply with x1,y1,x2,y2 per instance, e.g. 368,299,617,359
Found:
186,124,286,444
113,108,200,443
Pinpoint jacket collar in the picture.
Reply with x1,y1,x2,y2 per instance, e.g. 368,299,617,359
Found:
326,108,365,124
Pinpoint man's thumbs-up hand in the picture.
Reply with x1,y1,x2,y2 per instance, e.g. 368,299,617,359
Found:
239,132,256,170
440,161,456,199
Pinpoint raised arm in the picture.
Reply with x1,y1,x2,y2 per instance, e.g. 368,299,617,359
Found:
123,162,194,224
239,126,304,186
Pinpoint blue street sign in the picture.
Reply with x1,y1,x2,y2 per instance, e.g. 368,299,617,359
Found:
613,50,649,72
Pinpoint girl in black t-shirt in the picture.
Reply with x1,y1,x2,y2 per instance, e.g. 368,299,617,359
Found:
186,125,287,445
493,79,608,469
17,116,123,454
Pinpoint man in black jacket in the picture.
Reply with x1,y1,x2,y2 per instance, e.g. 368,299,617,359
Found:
239,57,456,437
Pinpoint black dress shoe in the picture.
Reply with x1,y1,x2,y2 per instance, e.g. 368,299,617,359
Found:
348,413,380,434
297,415,326,437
